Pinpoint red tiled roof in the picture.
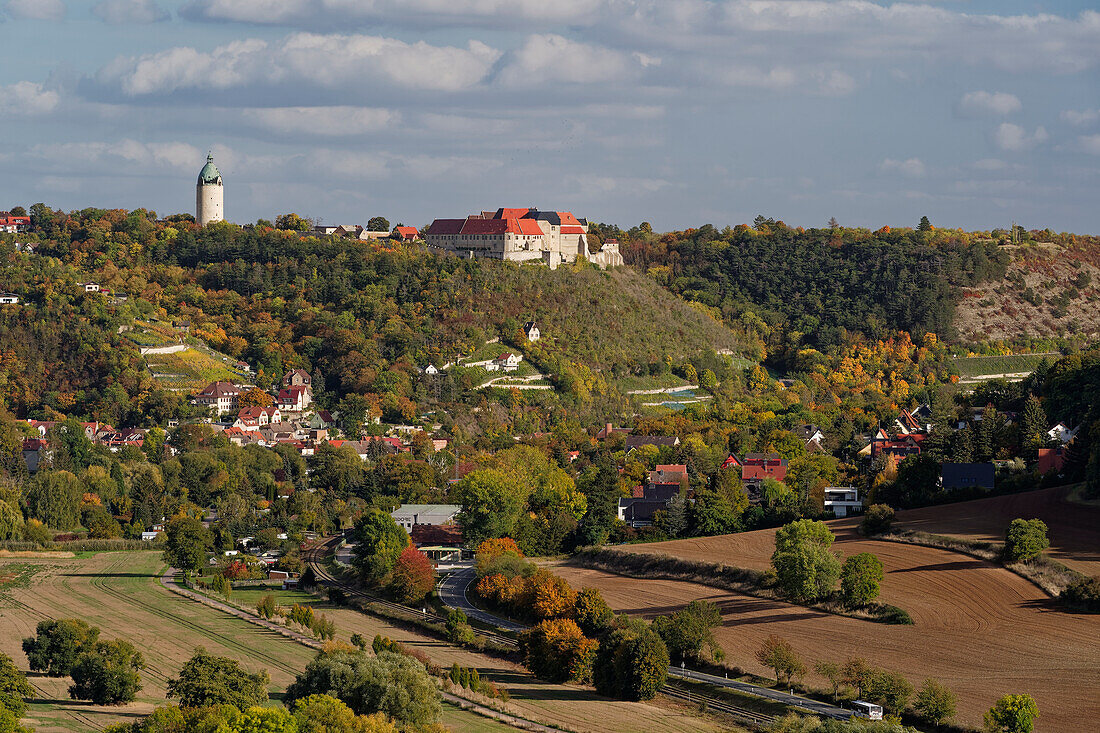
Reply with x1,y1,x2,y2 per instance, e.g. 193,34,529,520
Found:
495,207,531,219
556,211,582,227
394,226,419,239
560,226,585,234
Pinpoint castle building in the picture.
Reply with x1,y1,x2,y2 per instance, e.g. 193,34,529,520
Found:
424,207,593,269
196,152,224,226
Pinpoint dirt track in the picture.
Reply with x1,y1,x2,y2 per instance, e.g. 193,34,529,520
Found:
558,492,1100,730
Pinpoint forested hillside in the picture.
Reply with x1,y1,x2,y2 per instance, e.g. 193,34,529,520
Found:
1,207,749,429
614,218,1009,359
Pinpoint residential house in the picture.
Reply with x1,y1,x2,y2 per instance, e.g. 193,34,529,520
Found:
492,353,523,371
824,487,862,518
193,381,241,415
617,498,669,528
523,321,540,342
1037,447,1067,475
866,429,926,458
623,435,680,453
741,453,788,485
0,293,19,305
283,369,312,388
313,225,339,236
78,282,100,293
277,384,312,412
235,405,281,430
21,438,50,472
392,226,420,241
893,410,926,436
941,463,995,491
422,364,440,376
103,429,146,452
391,504,461,533
307,410,336,429
1047,422,1079,444
0,214,30,233
721,454,743,470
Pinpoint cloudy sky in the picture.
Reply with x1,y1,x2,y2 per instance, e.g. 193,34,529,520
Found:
1,0,1098,232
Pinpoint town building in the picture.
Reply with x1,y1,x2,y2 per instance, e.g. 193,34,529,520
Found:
277,385,312,412
392,226,420,241
0,214,30,233
196,152,224,226
391,504,461,533
193,381,240,415
824,487,862,517
283,369,311,388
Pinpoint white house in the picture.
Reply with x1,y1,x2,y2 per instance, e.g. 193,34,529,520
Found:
823,487,862,518
523,321,540,342
79,282,101,293
423,364,440,376
140,531,159,541
492,353,523,371
277,384,312,412
0,293,19,305
1047,422,1079,444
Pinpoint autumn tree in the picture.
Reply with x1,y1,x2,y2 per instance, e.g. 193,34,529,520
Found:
842,657,874,699
528,570,577,619
813,660,843,701
771,519,841,602
238,388,274,408
864,669,913,716
755,634,805,686
351,509,409,583
368,217,390,232
389,546,435,604
840,552,884,607
68,639,145,705
519,618,597,683
167,648,269,708
985,693,1039,733
914,678,957,726
1004,518,1049,562
592,619,668,701
573,587,615,636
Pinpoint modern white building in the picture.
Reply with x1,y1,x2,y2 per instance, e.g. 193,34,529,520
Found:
824,487,862,518
196,152,224,226
391,504,461,533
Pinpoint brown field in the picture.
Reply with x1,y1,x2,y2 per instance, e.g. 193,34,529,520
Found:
0,551,720,733
893,485,1100,576
560,494,1100,730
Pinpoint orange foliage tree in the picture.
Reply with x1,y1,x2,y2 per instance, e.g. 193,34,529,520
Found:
389,546,435,604
519,618,597,683
238,387,274,408
529,570,577,619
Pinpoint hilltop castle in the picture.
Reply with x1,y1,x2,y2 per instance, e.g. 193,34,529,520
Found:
424,207,622,269
196,153,224,226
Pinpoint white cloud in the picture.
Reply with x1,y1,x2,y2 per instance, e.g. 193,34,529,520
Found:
93,0,169,23
1080,135,1100,155
1062,109,1100,127
880,157,926,178
993,123,1048,152
96,34,502,95
32,140,203,171
0,82,60,115
498,34,636,85
183,0,605,25
243,106,398,135
5,0,65,19
958,91,1021,116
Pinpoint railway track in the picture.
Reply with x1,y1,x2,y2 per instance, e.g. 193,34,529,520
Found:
303,537,519,650
660,685,776,728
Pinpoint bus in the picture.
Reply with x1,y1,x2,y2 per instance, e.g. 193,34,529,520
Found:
851,701,883,720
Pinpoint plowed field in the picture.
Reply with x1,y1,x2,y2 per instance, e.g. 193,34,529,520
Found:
558,493,1100,730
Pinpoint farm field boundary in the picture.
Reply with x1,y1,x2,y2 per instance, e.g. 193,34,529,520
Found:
572,547,912,625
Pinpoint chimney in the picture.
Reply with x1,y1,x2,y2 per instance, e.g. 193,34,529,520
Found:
605,423,612,438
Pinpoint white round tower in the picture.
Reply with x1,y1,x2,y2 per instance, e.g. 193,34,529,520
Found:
196,152,224,226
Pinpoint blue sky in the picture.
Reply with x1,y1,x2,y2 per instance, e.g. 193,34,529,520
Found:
1,0,1098,233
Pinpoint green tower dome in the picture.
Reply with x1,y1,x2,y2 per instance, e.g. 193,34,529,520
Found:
197,153,222,185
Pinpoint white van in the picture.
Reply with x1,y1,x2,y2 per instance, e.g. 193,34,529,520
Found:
851,701,883,720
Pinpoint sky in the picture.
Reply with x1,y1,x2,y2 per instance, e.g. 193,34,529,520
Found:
0,1,1098,233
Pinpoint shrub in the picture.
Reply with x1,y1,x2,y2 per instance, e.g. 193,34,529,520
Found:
1060,575,1100,613
445,609,476,645
256,594,276,619
1004,518,1049,562
861,504,895,536
840,552,884,607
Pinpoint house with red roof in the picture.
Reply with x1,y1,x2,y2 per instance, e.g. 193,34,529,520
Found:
392,226,420,241
277,384,312,412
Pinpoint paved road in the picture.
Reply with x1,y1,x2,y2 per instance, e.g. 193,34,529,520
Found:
436,566,529,633
439,566,853,720
669,667,852,720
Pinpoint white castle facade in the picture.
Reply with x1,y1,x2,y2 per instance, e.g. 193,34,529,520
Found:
196,153,224,226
